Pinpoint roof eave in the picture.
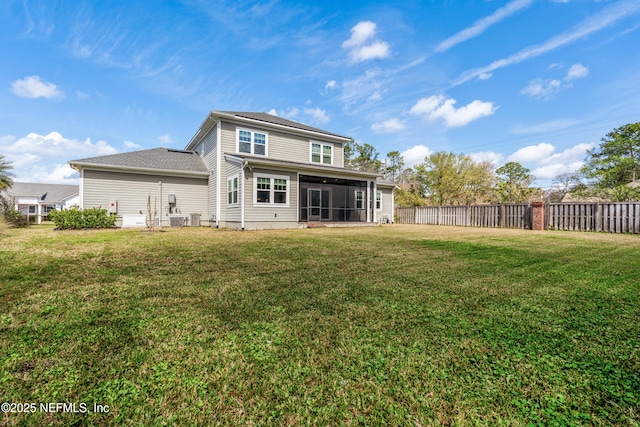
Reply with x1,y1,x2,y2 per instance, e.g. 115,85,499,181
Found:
185,110,351,150
68,161,209,178
237,155,382,179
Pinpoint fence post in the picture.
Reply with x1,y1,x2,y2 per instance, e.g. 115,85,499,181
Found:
595,203,601,232
531,202,544,230
499,204,505,228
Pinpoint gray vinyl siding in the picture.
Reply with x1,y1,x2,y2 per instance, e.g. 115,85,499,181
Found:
200,124,218,222
378,187,394,222
83,169,208,226
221,121,344,167
243,168,298,224
225,161,242,223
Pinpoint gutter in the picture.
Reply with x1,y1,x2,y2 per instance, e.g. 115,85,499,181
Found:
68,162,209,179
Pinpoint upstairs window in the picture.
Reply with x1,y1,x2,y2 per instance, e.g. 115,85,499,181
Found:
310,142,333,165
237,129,267,156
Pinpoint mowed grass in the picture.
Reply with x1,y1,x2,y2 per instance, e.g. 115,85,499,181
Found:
0,225,638,426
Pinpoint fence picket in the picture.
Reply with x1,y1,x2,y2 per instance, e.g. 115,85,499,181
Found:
396,202,640,234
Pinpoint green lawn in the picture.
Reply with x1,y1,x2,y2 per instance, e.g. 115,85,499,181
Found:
1,225,638,426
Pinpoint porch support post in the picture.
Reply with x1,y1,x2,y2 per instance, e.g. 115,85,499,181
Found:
366,181,371,223
372,181,377,223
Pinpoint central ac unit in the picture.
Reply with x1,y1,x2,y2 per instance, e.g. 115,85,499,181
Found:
169,216,184,227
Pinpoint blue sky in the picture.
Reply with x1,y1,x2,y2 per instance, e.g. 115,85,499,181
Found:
2,0,639,188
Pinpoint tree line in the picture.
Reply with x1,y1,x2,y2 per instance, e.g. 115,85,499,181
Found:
344,122,640,206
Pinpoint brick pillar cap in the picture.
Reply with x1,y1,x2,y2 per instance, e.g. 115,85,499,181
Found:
531,201,544,207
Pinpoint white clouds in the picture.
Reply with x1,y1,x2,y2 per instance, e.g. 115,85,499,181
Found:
511,119,580,134
158,133,173,146
502,142,596,180
325,80,337,90
470,151,504,166
303,107,330,125
521,63,589,98
342,21,377,48
401,145,432,167
0,131,118,184
342,21,390,63
507,143,556,163
521,79,563,98
124,140,143,150
371,118,405,133
409,95,497,127
435,0,532,53
268,107,328,125
341,68,384,106
566,63,589,80
453,0,640,85
12,76,62,99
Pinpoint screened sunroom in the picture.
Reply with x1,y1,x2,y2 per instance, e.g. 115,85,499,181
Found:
299,175,371,222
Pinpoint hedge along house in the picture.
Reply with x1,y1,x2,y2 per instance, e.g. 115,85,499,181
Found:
69,111,395,229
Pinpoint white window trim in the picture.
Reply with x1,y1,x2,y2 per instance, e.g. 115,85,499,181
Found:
253,173,290,207
355,190,365,210
309,141,333,166
227,174,240,207
236,127,268,156
376,191,382,210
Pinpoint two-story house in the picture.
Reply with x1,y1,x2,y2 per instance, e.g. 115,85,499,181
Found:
69,111,395,229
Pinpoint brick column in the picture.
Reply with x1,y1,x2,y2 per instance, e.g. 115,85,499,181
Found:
531,202,545,231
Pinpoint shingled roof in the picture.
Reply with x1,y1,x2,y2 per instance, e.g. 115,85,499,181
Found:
7,182,78,202
218,111,349,139
69,148,208,175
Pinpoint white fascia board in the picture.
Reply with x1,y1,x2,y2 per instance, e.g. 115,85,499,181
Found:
242,157,381,179
68,162,209,178
184,112,218,151
210,110,351,143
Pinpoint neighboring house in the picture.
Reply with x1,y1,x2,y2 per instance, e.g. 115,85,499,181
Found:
69,111,395,229
3,182,79,223
561,180,640,203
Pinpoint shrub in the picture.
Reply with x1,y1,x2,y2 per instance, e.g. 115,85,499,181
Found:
0,195,25,227
49,207,117,230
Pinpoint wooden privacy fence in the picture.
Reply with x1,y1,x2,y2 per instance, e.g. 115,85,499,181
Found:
396,204,531,229
396,202,640,234
547,202,640,233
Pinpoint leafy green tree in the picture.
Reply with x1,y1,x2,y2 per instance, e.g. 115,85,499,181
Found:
583,122,640,187
384,151,404,181
414,151,495,205
393,187,428,207
493,162,534,203
352,143,382,173
343,138,357,168
0,155,14,191
460,160,496,205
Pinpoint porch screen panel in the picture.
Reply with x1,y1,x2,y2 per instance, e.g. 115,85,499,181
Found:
299,175,366,222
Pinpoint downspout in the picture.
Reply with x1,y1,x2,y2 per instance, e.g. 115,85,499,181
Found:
159,181,162,227
241,161,247,230
216,120,222,228
79,169,84,209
